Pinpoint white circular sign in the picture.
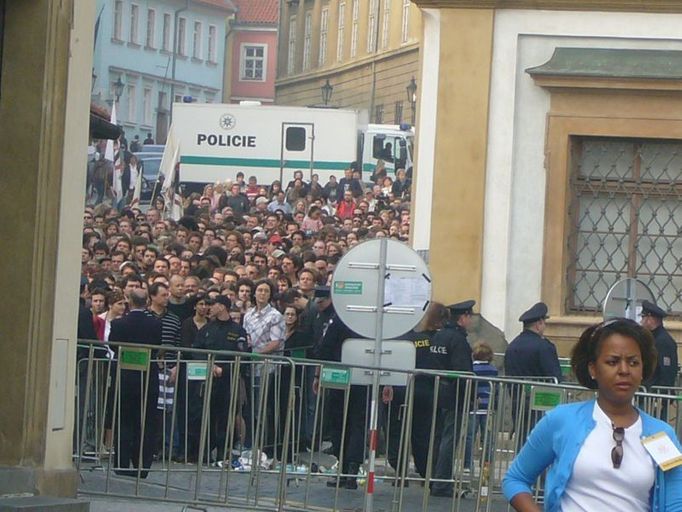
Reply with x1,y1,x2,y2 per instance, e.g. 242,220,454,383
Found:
331,239,432,339
603,278,655,322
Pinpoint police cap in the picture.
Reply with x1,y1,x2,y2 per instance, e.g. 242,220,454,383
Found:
519,302,549,323
207,295,231,309
314,285,331,298
641,300,667,319
447,300,475,315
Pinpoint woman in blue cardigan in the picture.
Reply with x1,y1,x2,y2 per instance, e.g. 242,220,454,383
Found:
503,319,682,511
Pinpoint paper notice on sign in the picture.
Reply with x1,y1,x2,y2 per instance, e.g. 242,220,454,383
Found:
384,277,430,308
642,432,682,471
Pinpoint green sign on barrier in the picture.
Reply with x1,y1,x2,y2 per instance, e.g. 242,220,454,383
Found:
187,362,208,381
321,367,351,389
531,387,565,411
119,347,150,372
291,348,306,359
333,281,363,295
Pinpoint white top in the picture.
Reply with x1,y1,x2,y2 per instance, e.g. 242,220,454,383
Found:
560,402,655,512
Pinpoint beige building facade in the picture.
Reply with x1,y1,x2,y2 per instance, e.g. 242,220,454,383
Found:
0,0,94,497
276,0,421,124
410,0,682,357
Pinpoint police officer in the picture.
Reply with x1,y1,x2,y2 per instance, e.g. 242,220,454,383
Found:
314,311,366,490
430,300,474,498
640,300,679,388
504,302,561,449
504,302,561,381
302,285,336,449
384,301,446,484
188,295,248,463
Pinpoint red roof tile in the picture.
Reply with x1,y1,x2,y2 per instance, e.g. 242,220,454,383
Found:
233,0,279,25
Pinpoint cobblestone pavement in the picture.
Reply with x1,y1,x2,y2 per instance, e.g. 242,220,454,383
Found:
79,454,511,512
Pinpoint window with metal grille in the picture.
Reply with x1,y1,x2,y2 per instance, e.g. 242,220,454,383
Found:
394,100,403,124
374,104,384,123
567,136,682,315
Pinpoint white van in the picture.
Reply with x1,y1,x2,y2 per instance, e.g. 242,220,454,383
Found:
163,103,414,191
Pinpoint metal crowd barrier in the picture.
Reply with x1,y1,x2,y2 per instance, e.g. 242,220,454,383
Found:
75,340,681,512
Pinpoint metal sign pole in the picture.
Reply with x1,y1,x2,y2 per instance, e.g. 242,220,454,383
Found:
364,237,387,512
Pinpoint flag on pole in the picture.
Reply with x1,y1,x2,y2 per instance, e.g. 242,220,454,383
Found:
159,124,183,220
159,124,180,195
112,145,123,203
129,160,143,208
105,103,123,204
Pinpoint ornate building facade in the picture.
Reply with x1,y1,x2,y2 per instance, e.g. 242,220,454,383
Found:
275,0,421,124
410,0,682,354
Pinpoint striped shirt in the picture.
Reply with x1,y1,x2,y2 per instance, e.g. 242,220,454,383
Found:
146,308,181,410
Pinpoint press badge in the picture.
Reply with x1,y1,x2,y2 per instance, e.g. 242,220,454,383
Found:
641,432,682,471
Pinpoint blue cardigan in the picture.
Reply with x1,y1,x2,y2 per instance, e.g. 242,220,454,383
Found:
502,399,682,511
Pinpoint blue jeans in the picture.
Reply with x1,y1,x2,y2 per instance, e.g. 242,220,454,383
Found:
464,413,490,469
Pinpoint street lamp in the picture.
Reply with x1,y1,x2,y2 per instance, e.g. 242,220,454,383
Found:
406,76,417,124
113,76,125,103
321,79,333,106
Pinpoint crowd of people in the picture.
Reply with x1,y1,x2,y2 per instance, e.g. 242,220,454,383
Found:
78,164,422,486
77,161,682,506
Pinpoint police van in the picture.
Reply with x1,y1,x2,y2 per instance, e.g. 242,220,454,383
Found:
164,103,414,190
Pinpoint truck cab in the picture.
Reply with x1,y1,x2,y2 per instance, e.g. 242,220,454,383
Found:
361,123,415,181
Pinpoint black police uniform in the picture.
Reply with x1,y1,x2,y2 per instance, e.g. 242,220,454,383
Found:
504,330,561,381
430,301,474,497
504,302,560,449
649,325,679,387
504,302,561,381
300,286,335,448
641,301,679,388
386,328,440,479
316,312,367,488
188,318,247,461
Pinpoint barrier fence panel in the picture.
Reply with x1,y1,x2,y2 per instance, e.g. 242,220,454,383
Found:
75,340,682,512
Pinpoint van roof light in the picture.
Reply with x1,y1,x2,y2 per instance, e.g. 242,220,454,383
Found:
399,123,412,131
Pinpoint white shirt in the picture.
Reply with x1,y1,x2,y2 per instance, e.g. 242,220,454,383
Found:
243,304,285,354
560,402,655,512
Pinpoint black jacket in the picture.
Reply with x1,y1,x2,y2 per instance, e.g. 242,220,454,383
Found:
504,329,561,381
648,325,679,387
429,323,473,409
109,310,163,396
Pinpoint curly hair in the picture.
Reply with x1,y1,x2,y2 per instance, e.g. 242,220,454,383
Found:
570,319,657,389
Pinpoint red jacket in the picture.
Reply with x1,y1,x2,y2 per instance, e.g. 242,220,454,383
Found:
336,199,356,220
